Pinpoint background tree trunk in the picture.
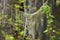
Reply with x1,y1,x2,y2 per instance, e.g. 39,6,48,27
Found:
0,0,16,40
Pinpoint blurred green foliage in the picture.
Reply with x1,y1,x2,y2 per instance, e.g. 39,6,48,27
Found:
0,0,60,40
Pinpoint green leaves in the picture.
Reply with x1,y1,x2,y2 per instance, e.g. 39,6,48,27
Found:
48,19,53,25
40,4,55,40
15,4,20,9
16,13,22,24
43,5,51,13
19,31,24,36
8,18,12,25
18,0,25,3
15,0,25,10
5,35,14,40
26,36,30,40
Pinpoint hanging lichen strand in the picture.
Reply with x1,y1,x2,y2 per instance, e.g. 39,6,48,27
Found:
23,0,54,40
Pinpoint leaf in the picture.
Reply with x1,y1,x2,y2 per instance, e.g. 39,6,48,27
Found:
49,27,53,30
53,30,56,32
19,0,25,3
44,30,48,33
15,4,20,9
5,35,14,40
19,31,24,36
